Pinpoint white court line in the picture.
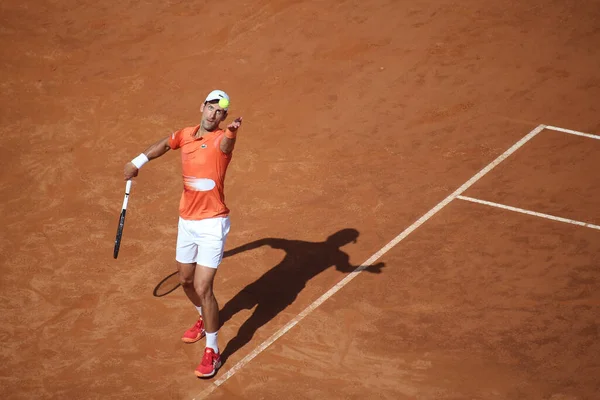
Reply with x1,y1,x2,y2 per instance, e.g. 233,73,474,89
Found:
457,195,600,230
192,124,547,400
545,125,600,140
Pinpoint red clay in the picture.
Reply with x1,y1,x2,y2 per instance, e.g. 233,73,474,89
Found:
1,0,599,399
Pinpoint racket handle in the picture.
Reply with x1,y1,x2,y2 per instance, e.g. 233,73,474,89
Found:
122,180,132,210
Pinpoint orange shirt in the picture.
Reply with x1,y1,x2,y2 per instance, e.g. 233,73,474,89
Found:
168,125,232,220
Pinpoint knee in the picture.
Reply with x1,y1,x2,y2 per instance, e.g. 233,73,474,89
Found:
196,281,214,299
179,273,194,289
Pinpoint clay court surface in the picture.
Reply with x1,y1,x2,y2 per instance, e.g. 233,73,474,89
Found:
1,0,600,399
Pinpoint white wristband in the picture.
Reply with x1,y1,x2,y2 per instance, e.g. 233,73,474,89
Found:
131,153,149,169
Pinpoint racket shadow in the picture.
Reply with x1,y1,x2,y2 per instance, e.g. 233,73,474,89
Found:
218,228,385,365
153,271,180,297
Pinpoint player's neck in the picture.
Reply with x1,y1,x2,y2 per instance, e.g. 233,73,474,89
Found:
197,125,219,138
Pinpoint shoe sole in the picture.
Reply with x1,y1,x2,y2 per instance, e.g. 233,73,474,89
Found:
181,331,206,343
195,360,222,378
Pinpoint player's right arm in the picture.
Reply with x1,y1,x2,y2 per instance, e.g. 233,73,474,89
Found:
124,135,171,180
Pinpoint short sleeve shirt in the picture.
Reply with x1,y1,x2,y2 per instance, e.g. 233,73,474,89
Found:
168,125,232,220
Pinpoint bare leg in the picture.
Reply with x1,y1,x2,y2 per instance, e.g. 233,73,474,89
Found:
177,262,203,307
194,265,219,332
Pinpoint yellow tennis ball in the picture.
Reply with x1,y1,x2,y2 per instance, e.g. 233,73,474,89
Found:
218,98,229,109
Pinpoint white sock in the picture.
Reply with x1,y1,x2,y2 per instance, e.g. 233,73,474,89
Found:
195,306,203,318
206,331,219,353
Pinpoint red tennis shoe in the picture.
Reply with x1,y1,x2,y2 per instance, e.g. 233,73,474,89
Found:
195,347,222,378
182,318,206,343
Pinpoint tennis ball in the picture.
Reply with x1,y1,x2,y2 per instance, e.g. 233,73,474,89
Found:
218,98,229,109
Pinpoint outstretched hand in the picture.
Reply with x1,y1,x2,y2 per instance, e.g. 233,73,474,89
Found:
227,117,242,133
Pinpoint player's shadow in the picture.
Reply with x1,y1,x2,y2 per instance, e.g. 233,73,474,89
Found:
219,228,385,363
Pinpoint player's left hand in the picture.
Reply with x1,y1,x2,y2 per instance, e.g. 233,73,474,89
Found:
227,117,242,133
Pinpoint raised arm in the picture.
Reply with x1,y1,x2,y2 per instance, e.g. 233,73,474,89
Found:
124,135,171,180
220,117,242,154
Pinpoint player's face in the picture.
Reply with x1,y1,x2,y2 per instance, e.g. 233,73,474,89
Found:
200,101,226,131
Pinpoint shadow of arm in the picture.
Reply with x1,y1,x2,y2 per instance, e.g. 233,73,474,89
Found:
224,238,278,258
335,254,385,274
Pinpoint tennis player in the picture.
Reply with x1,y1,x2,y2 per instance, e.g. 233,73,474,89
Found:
123,89,241,378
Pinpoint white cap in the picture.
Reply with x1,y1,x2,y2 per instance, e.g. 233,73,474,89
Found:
204,89,230,109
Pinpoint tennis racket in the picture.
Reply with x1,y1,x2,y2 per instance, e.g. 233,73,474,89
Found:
113,180,132,259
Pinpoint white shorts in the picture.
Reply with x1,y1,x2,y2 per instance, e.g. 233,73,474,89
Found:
176,216,230,268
